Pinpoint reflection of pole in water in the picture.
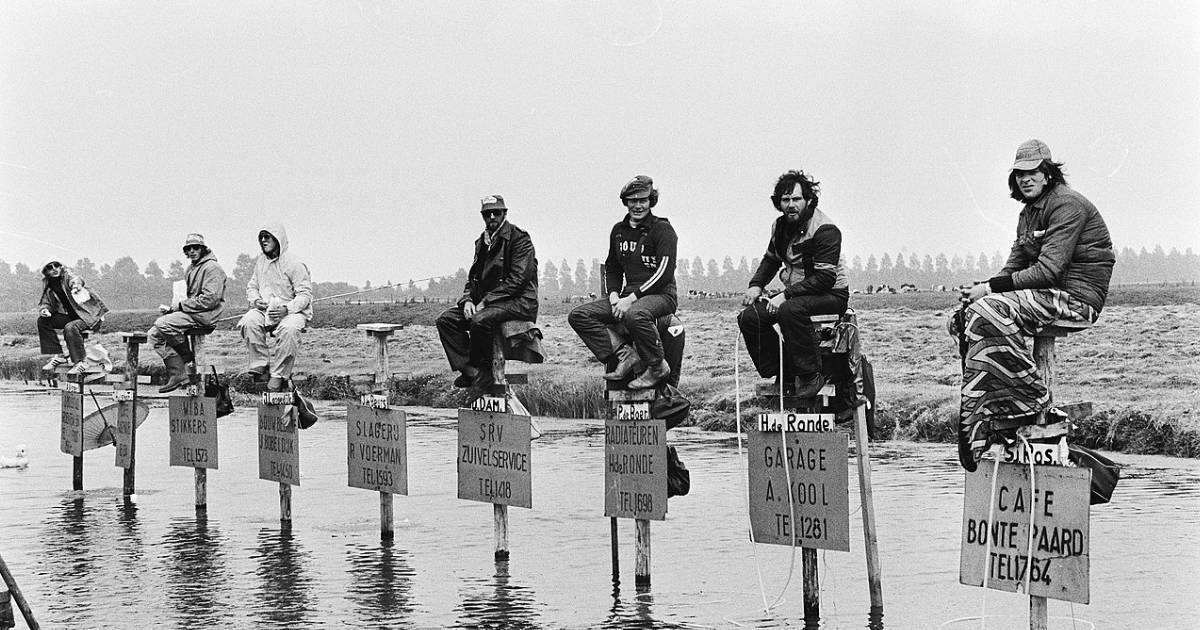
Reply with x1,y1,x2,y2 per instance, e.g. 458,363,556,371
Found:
453,560,541,628
160,517,233,627
344,540,415,624
606,587,655,628
251,528,316,628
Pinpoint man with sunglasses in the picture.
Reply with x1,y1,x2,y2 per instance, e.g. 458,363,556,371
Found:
435,195,538,388
148,233,228,393
237,223,312,392
37,260,109,375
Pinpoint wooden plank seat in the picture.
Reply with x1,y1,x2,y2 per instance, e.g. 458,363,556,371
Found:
488,320,541,387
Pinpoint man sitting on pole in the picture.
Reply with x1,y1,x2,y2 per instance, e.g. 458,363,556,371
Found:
237,223,313,392
738,170,849,397
148,233,228,393
568,175,679,389
436,195,539,388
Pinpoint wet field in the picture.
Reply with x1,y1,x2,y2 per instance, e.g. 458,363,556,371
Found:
1,390,1197,629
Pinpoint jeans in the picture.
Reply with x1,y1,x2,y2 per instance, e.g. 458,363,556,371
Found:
38,314,89,363
738,293,846,378
567,293,677,364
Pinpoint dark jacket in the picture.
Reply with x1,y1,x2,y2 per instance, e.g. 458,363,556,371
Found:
605,213,677,298
989,184,1115,312
179,252,228,325
39,267,109,328
459,221,539,319
749,207,849,300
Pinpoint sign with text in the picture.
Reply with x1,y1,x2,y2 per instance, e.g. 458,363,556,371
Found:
60,391,83,456
757,412,835,433
114,398,141,468
257,403,300,485
747,429,851,551
457,409,532,508
960,463,1091,603
604,417,668,521
169,396,219,469
347,404,408,494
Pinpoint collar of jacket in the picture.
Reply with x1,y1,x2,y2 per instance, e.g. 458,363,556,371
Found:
192,252,218,267
480,220,512,247
622,212,658,230
1026,183,1068,211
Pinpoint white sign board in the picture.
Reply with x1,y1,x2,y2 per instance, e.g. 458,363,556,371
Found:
604,417,668,521
960,463,1091,603
60,391,83,456
457,409,532,508
169,396,219,469
746,429,851,551
258,403,300,485
347,404,407,494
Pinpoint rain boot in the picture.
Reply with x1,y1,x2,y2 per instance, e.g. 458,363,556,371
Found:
628,359,671,389
158,354,190,393
603,344,643,381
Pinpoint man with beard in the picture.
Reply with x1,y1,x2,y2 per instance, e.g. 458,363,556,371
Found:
738,170,849,397
435,195,539,388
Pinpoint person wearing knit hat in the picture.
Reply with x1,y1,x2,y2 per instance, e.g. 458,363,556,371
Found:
568,175,679,389
949,139,1115,472
738,169,849,398
435,195,539,388
146,233,228,392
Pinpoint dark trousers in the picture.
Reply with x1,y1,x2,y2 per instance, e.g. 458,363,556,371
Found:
568,294,677,364
38,314,89,362
436,301,530,372
738,294,846,378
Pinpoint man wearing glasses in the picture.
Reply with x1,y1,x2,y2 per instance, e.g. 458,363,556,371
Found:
148,233,228,393
237,224,313,392
435,195,539,388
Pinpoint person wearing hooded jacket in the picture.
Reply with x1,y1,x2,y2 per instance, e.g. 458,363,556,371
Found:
568,175,679,389
37,260,109,375
148,233,227,393
236,223,313,391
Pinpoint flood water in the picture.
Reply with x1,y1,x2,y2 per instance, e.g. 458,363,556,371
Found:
1,389,1197,629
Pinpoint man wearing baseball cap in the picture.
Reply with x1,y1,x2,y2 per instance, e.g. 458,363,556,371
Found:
147,233,228,392
950,139,1115,471
435,195,539,388
568,175,679,389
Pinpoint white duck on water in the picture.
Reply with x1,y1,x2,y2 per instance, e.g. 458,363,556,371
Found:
0,445,29,469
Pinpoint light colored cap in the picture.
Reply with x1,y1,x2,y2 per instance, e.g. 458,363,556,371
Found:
1012,139,1052,171
182,233,206,251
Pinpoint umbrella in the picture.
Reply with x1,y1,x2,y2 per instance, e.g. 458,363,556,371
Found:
80,397,150,452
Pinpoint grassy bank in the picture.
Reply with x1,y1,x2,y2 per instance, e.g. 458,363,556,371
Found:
2,285,1197,458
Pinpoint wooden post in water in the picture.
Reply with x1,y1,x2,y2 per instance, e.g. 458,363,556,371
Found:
121,333,146,500
491,333,511,561
802,547,819,620
357,323,405,540
1028,332,1058,630
279,483,292,525
634,519,651,587
854,403,884,608
0,551,40,630
71,371,84,491
192,333,208,511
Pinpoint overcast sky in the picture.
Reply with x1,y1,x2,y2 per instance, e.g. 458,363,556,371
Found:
2,1,1197,288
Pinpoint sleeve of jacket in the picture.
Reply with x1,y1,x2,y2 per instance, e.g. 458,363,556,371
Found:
784,224,841,298
749,223,782,288
482,230,537,305
287,261,313,314
246,259,262,304
632,222,677,298
990,199,1087,294
604,225,624,295
181,263,228,314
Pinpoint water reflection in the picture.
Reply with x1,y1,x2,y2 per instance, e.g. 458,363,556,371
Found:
604,586,665,629
38,497,99,626
160,516,232,627
452,559,541,628
344,539,416,627
250,528,316,628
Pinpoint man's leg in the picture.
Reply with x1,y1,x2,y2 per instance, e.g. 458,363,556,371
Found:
238,309,271,375
435,306,472,372
269,313,307,379
777,294,845,377
38,313,71,356
466,302,527,368
61,319,89,364
622,294,676,366
150,312,198,360
567,298,620,362
737,300,782,378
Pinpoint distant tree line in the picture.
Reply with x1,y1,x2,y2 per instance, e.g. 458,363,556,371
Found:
1,245,1195,312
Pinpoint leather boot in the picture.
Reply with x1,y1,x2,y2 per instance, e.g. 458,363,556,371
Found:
172,342,195,365
603,345,643,381
628,359,671,389
791,372,826,398
158,354,190,393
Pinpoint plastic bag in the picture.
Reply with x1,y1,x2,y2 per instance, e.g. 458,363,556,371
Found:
205,366,234,418
667,446,690,497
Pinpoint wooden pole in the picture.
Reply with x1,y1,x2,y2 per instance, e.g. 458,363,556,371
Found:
1029,334,1057,630
634,519,651,586
610,517,620,584
195,469,208,512
279,482,292,527
193,334,207,511
72,372,84,491
0,551,40,630
372,330,394,540
491,333,511,561
854,404,884,607
122,337,142,499
802,547,820,621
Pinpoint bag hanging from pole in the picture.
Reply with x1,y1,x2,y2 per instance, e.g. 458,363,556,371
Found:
205,366,234,418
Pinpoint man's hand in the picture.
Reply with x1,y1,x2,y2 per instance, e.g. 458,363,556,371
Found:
743,286,763,306
462,301,478,318
613,294,637,319
39,307,51,318
158,304,172,314
267,303,289,320
253,299,268,311
765,291,786,314
964,283,990,303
